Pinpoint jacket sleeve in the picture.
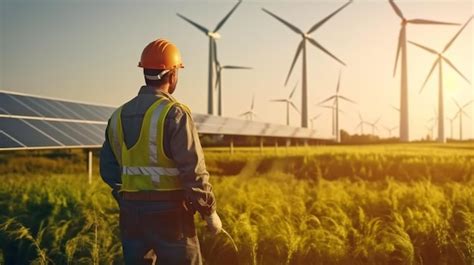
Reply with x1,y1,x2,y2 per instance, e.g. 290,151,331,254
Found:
165,105,217,217
99,123,122,203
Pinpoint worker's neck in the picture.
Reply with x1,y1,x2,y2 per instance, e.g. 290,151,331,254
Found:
149,84,170,94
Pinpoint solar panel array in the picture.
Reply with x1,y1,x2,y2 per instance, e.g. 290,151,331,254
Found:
0,90,112,150
0,90,322,151
193,114,318,139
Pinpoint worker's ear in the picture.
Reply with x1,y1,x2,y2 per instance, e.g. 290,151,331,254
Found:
168,70,178,93
168,70,177,84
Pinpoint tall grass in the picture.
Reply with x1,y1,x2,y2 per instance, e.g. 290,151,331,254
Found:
0,144,473,264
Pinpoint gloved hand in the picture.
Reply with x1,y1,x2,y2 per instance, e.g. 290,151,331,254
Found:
204,211,222,235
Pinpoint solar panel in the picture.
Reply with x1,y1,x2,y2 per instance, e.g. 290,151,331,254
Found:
0,90,324,151
0,91,115,121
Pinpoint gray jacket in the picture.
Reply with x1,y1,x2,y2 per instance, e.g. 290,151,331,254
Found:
100,85,216,216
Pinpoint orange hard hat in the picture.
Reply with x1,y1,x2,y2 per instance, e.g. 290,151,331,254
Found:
138,39,184,70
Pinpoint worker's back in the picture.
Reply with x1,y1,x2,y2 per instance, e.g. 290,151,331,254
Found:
99,39,221,265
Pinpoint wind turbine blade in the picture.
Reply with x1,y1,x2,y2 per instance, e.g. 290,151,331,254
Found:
317,95,336,105
289,81,299,99
213,39,219,65
306,0,353,34
358,112,363,121
222,66,252,69
311,114,322,120
319,105,334,110
407,19,459,25
408,41,438,55
442,57,471,84
251,94,255,110
419,59,438,93
213,41,221,91
339,95,357,104
443,15,473,53
290,101,300,113
393,28,403,77
214,0,242,32
336,69,342,93
261,8,303,35
463,110,471,119
374,117,381,125
270,99,287,102
463,100,473,108
215,71,221,90
176,13,209,35
307,37,346,66
452,98,461,109
285,41,303,85
388,0,404,20
391,105,400,112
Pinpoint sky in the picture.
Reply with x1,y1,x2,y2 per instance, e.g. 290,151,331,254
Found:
1,0,473,140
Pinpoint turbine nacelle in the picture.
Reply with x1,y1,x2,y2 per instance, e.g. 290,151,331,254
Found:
208,32,221,39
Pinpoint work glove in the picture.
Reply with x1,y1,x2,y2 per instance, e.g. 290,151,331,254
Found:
204,211,222,235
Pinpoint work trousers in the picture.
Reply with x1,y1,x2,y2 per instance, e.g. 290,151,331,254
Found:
119,200,202,265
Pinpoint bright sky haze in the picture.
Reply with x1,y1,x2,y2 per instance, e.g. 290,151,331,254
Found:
1,0,473,140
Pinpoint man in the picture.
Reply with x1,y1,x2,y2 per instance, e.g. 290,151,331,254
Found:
100,39,222,265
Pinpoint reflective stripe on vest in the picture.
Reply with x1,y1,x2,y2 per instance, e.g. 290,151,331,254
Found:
123,166,179,177
108,98,182,192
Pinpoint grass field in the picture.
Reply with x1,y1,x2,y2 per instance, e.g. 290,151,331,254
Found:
0,143,473,265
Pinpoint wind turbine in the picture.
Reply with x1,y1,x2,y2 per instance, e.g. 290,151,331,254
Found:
317,70,356,142
177,0,242,115
428,108,438,127
355,112,367,134
383,125,398,138
426,124,435,140
213,44,252,117
388,0,459,142
319,104,343,137
240,94,257,121
409,16,473,143
446,115,456,140
262,0,352,128
367,117,381,135
270,82,300,126
453,99,473,140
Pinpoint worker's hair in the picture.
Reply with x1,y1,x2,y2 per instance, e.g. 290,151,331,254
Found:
143,69,171,86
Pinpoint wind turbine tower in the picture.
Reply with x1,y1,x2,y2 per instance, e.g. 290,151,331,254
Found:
453,99,473,140
355,112,367,134
367,117,381,135
240,94,258,121
262,0,352,128
388,0,458,142
177,0,242,115
270,82,300,126
318,70,356,142
409,16,473,143
213,44,252,116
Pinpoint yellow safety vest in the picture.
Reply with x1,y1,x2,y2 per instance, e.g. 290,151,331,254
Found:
107,98,183,192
